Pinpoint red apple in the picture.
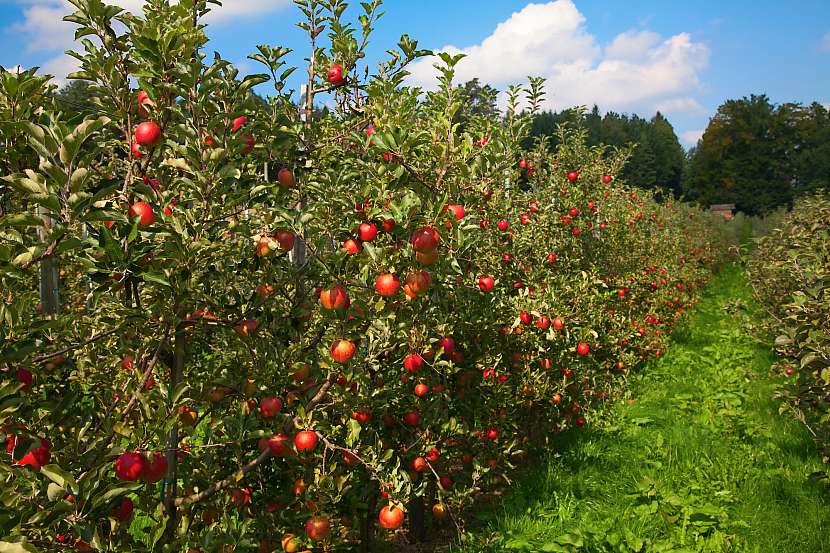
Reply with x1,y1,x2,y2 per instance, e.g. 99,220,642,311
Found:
411,226,439,253
446,204,465,221
128,202,155,228
437,336,454,354
478,275,494,292
374,273,400,297
331,339,356,363
135,121,161,147
114,452,146,481
143,452,168,483
232,115,247,133
379,505,404,530
359,222,378,242
327,64,345,86
277,168,295,189
343,238,362,254
577,342,590,356
113,497,134,521
259,396,282,418
403,353,423,373
320,284,349,310
405,270,431,296
403,411,420,427
294,430,318,452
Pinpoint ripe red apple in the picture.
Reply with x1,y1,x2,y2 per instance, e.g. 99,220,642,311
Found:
552,316,564,331
437,336,454,354
536,316,550,330
519,311,533,325
411,226,439,253
259,396,282,418
135,121,161,147
273,230,295,252
602,174,613,184
294,430,318,452
403,353,423,373
379,505,404,530
567,171,579,182
485,428,498,441
128,202,155,228
403,411,420,427
305,516,331,541
114,452,146,481
414,383,429,397
382,218,396,232
343,238,362,254
405,270,431,296
426,447,439,462
497,219,509,231
232,115,247,133
112,496,134,522
277,168,295,189
130,141,142,159
261,434,290,457
520,214,531,225
327,64,345,86
375,273,400,297
17,367,32,391
143,452,168,483
359,222,378,242
410,456,427,472
478,275,494,292
416,249,439,265
136,90,153,118
577,342,590,356
446,204,465,221
331,339,356,363
320,284,349,310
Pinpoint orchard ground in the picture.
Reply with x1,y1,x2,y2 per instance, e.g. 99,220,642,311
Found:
452,264,830,553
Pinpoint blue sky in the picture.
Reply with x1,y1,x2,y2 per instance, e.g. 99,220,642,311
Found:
1,0,828,147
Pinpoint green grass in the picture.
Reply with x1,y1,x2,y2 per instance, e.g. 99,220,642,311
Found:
461,264,830,553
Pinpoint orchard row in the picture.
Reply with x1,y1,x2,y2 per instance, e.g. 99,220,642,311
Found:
0,1,729,551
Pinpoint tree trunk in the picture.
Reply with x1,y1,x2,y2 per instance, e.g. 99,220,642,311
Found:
408,495,426,543
360,491,377,552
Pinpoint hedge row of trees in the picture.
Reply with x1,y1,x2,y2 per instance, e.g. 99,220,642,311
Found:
0,0,730,550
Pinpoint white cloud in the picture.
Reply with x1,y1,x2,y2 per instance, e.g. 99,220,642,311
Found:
680,129,704,147
654,97,705,114
822,32,830,51
7,0,291,82
408,0,709,117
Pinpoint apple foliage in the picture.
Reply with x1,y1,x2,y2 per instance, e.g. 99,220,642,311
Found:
0,0,729,551
747,192,830,463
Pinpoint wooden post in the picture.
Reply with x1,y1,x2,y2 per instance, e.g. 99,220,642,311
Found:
163,331,185,542
37,206,60,315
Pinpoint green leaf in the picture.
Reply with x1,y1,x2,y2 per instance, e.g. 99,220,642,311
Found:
39,464,77,490
0,541,39,552
141,271,171,287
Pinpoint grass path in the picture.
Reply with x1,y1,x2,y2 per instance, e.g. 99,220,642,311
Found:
464,264,830,553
